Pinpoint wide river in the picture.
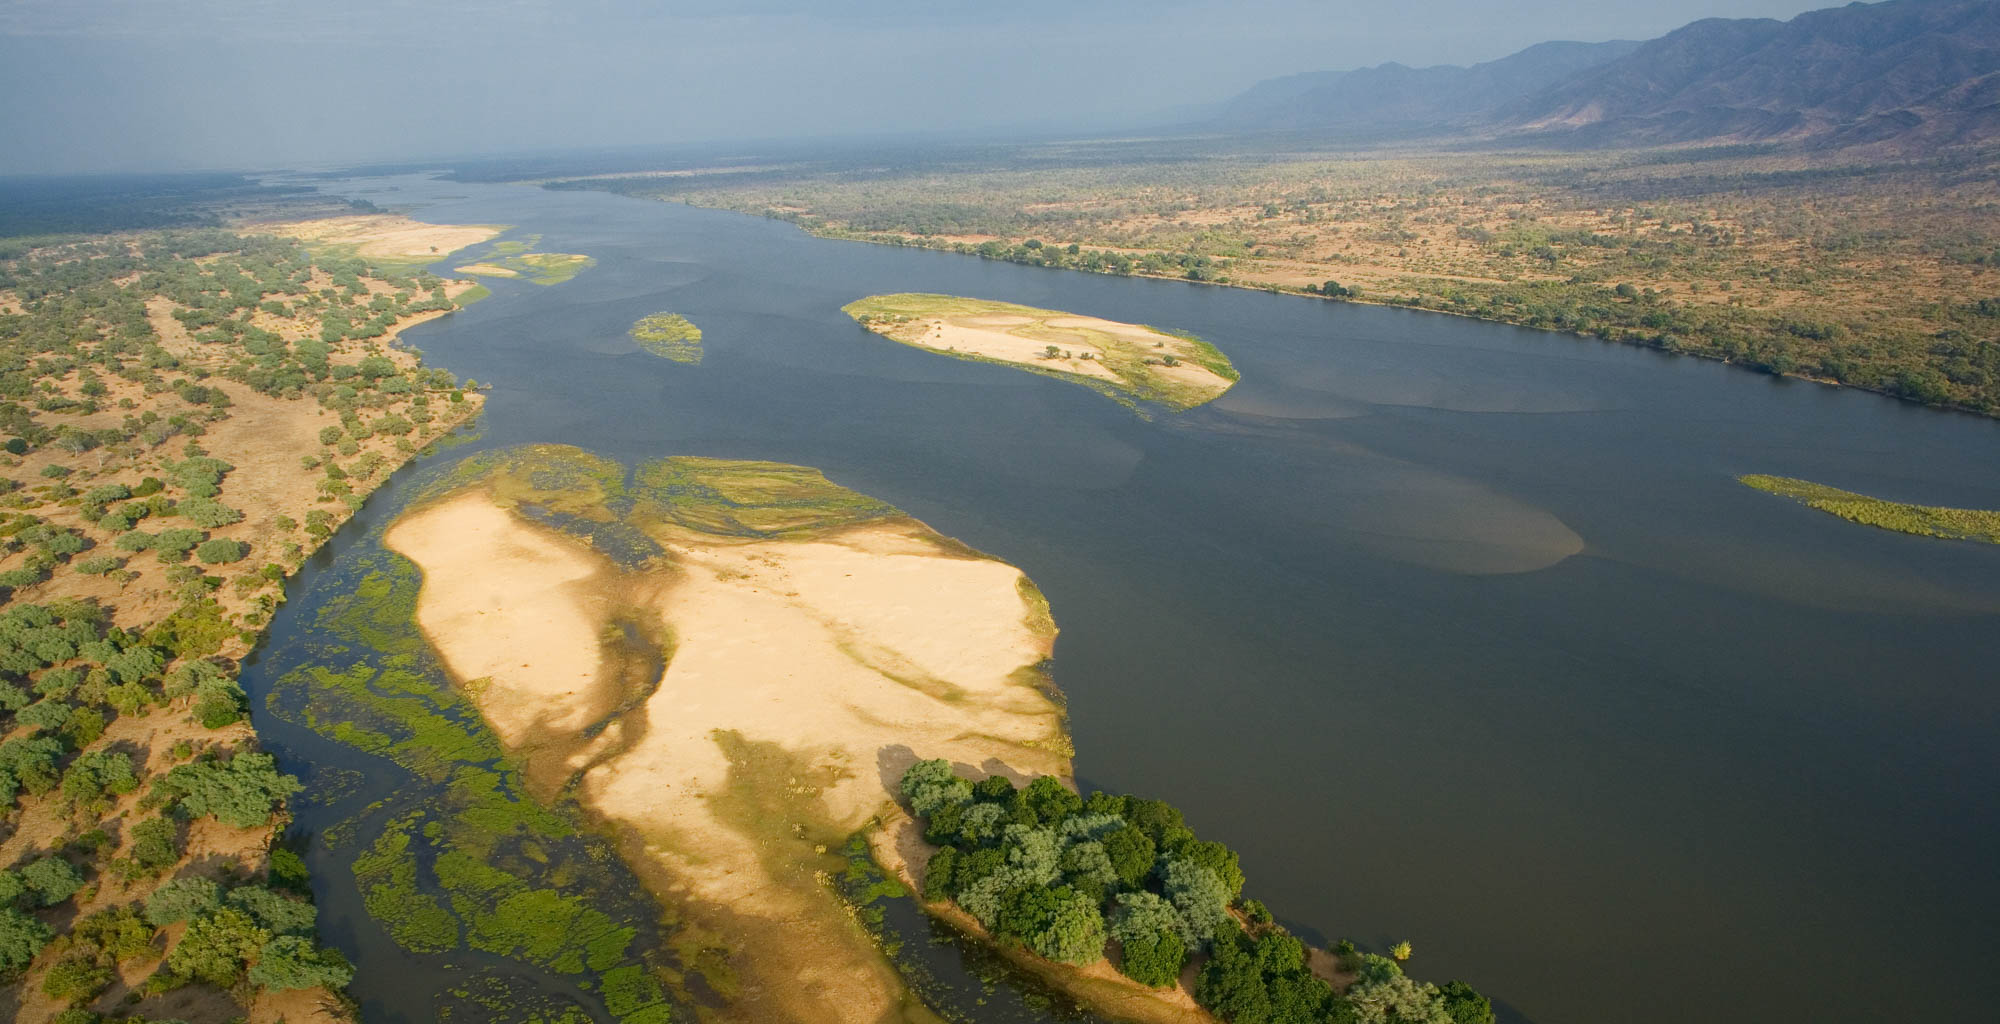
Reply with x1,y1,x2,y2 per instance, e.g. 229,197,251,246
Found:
246,173,1999,1024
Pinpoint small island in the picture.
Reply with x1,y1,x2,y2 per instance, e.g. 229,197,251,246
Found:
1739,474,2000,544
628,312,703,363
455,234,595,286
843,293,1239,410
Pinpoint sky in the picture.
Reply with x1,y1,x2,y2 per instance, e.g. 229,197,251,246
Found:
0,0,1837,175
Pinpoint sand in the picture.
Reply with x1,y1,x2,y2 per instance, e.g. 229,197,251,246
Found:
847,295,1237,409
453,262,520,278
911,317,1123,382
259,214,500,261
387,484,1070,1024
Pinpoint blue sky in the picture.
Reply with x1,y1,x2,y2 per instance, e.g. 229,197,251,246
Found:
0,0,1834,174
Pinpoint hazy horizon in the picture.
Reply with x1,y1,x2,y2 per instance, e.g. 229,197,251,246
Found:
1,0,1835,175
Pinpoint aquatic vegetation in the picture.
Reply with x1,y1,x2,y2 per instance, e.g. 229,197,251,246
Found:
459,235,596,285
629,456,900,538
265,547,682,1022
1740,474,2000,544
843,293,1237,412
630,313,704,364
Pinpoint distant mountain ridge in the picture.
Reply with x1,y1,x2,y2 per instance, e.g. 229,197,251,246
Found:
1216,0,2000,151
1219,39,1643,135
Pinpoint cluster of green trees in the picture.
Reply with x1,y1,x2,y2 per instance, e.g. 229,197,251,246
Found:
901,761,1493,1024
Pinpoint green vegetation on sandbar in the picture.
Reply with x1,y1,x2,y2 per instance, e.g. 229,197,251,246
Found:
630,312,704,364
1740,474,2000,544
900,760,1494,1024
459,234,595,286
843,292,1238,412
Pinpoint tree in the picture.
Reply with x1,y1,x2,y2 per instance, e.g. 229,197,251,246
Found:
157,751,302,828
145,876,221,926
899,758,972,817
0,906,52,972
195,538,247,564
1436,980,1495,1024
1196,931,1271,1023
1029,886,1105,966
167,907,269,987
1348,955,1454,1024
922,847,958,903
247,934,353,991
226,885,316,937
19,856,83,907
1162,858,1235,947
1101,825,1156,889
1015,775,1081,825
127,815,181,872
1110,892,1187,987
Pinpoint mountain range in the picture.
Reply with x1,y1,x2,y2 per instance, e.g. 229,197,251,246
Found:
1215,0,2000,151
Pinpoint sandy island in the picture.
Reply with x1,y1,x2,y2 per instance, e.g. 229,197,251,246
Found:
384,450,1070,1024
845,293,1239,410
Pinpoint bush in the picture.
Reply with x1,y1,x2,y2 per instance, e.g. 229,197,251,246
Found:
166,907,268,987
19,856,84,907
247,934,353,991
127,816,181,871
153,528,204,561
155,751,302,828
72,556,121,575
0,906,52,972
176,498,243,529
114,531,156,552
144,876,220,926
195,538,247,564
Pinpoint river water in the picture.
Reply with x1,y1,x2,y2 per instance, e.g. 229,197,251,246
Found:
243,173,2000,1024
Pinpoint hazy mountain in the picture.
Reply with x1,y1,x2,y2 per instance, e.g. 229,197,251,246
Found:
1218,39,1642,135
1508,0,2000,148
1219,0,2000,151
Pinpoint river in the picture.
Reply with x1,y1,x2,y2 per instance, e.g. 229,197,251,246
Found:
241,173,2000,1024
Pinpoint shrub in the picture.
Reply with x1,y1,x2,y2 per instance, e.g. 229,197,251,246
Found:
153,528,204,561
195,538,247,564
19,856,84,907
127,816,181,871
114,531,156,552
144,876,220,926
155,751,302,828
73,556,121,575
177,498,243,528
0,907,52,972
247,934,353,991
166,907,268,987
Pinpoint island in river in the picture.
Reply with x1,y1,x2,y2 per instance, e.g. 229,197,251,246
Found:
844,293,1239,410
383,446,1072,1024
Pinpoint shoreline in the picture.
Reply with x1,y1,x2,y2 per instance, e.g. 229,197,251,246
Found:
732,210,2000,423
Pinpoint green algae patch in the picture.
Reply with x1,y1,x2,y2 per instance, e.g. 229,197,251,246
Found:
415,444,628,521
629,456,902,539
1740,474,2000,544
264,543,687,1023
631,313,704,364
843,292,1238,411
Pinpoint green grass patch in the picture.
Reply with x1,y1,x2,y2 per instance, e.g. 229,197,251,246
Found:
629,313,704,364
1740,475,2000,544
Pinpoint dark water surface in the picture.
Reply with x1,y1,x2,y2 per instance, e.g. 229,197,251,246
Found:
248,174,1999,1024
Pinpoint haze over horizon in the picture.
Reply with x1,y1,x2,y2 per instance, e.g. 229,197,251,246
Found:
0,0,1836,175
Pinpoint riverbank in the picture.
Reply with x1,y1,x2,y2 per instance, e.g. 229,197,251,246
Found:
383,448,1071,1024
0,216,489,1020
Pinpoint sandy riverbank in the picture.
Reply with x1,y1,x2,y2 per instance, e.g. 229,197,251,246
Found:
384,453,1071,1024
256,213,501,262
